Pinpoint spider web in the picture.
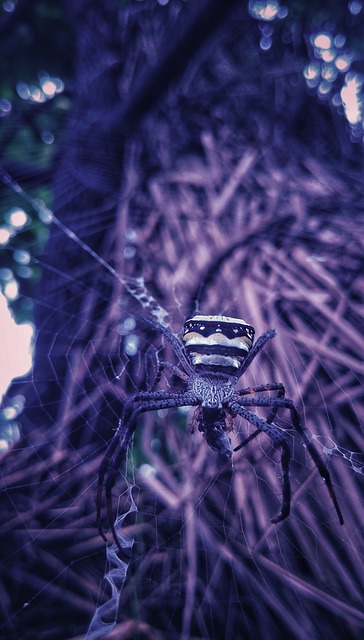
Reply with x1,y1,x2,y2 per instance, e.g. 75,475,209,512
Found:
1,161,363,640
1,2,364,639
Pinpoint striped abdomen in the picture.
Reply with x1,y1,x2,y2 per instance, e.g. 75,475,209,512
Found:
183,314,255,375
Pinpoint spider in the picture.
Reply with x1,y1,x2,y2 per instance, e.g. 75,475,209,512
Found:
97,314,343,550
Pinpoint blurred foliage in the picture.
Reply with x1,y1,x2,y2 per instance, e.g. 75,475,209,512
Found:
1,0,364,323
0,0,73,85
0,0,73,320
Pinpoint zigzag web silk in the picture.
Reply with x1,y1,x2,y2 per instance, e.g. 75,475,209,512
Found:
1,167,363,639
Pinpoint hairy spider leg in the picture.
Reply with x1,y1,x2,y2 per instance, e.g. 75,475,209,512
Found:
234,383,285,452
229,401,291,522
97,390,189,541
150,360,189,391
145,345,163,390
140,316,194,375
97,420,124,541
96,391,185,541
235,329,276,379
97,390,192,539
100,392,198,552
231,331,278,449
232,396,344,525
145,346,189,391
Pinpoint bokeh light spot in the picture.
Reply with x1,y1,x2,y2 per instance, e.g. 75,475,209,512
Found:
334,34,346,48
7,208,28,228
335,54,352,72
317,80,332,97
14,249,31,265
341,73,363,125
16,82,30,100
321,64,338,83
3,0,16,12
16,73,64,104
321,49,336,63
118,315,136,335
312,33,333,50
260,35,272,50
4,278,19,300
348,1,362,15
0,227,12,245
304,63,320,81
249,0,279,21
41,131,54,144
124,334,139,356
41,79,57,97
0,98,11,116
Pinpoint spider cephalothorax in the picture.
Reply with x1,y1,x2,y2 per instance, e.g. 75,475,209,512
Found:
97,314,343,551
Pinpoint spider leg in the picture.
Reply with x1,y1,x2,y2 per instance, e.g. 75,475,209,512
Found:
139,315,194,375
147,354,189,392
232,396,344,525
235,329,276,379
97,423,123,541
233,333,279,450
233,427,262,451
103,415,138,553
234,383,285,452
96,390,181,540
189,406,200,433
99,391,198,552
229,401,291,522
157,360,190,384
237,382,285,398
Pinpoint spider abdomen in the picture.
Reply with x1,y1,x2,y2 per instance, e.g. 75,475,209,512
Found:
183,315,254,374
